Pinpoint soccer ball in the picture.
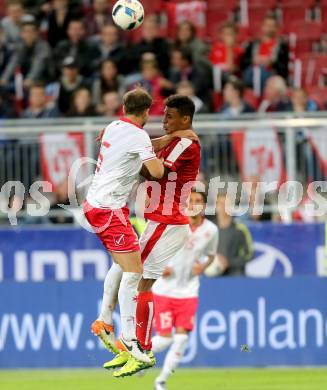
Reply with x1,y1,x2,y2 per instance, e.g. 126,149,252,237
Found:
112,0,144,30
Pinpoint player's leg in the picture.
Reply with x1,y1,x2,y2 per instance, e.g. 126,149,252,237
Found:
84,204,150,363
91,261,122,354
155,329,189,390
136,224,190,352
111,250,151,363
152,294,174,353
112,291,173,378
135,277,156,351
154,297,198,389
113,224,189,377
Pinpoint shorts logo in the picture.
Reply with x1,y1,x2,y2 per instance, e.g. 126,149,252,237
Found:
114,234,125,246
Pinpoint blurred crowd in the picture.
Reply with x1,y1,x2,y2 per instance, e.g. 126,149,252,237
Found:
0,0,326,119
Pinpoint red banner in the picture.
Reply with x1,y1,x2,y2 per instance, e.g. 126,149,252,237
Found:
40,133,86,191
165,1,207,38
231,128,286,190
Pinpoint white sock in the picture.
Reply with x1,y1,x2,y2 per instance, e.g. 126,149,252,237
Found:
157,334,188,383
98,263,123,325
152,335,173,353
118,272,141,341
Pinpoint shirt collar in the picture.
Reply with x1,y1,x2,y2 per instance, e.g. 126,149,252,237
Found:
120,117,143,129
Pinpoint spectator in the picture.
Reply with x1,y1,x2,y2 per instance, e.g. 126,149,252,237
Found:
46,0,79,48
54,19,100,77
92,59,126,113
219,76,255,117
205,192,253,277
137,58,173,115
0,89,16,118
209,22,244,89
1,0,25,47
291,88,318,113
131,15,170,75
23,0,50,17
258,75,292,112
56,56,89,114
101,91,122,117
242,14,289,90
0,26,15,87
95,24,127,73
176,80,209,113
85,0,111,37
2,16,54,88
67,87,97,117
169,48,212,107
174,21,208,66
22,82,59,118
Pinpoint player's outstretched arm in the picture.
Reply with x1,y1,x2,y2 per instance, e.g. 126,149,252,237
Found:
151,135,175,152
151,130,199,152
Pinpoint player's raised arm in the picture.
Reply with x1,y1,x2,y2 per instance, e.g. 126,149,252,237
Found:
151,130,198,153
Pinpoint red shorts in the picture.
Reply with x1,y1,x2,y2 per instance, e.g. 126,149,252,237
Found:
83,201,140,253
153,294,198,333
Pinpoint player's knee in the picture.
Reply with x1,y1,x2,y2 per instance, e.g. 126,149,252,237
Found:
172,333,189,354
152,334,173,353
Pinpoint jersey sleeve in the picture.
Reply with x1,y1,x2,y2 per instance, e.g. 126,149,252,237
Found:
163,138,195,172
131,131,156,162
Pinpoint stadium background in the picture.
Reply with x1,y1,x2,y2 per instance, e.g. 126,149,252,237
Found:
0,0,327,389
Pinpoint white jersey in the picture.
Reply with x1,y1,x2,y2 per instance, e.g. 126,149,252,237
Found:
86,118,156,209
152,218,218,298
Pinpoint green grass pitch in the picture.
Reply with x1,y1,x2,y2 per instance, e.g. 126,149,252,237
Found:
1,368,327,390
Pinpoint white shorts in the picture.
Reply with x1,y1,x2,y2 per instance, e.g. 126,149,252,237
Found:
140,220,190,280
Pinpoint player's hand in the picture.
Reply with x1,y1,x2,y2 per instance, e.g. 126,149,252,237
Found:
96,128,105,142
192,262,204,276
173,129,199,142
217,255,229,272
162,267,173,278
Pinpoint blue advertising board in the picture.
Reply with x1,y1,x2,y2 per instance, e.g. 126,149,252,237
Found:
0,223,325,281
1,277,327,368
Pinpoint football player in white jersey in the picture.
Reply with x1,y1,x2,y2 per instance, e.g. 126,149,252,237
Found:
151,189,218,390
84,88,170,365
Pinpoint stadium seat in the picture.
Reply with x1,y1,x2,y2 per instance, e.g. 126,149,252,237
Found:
279,0,315,6
307,86,327,109
248,7,272,26
285,22,323,39
297,53,327,87
281,6,306,27
322,6,327,28
207,11,233,40
291,37,312,56
207,0,239,11
247,0,276,8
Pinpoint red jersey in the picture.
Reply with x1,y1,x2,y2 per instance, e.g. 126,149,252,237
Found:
144,137,201,225
209,41,244,69
258,38,277,58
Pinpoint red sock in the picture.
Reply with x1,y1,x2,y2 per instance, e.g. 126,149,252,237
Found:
136,291,154,351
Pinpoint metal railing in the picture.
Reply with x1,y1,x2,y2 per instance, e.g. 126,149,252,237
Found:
0,112,326,224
